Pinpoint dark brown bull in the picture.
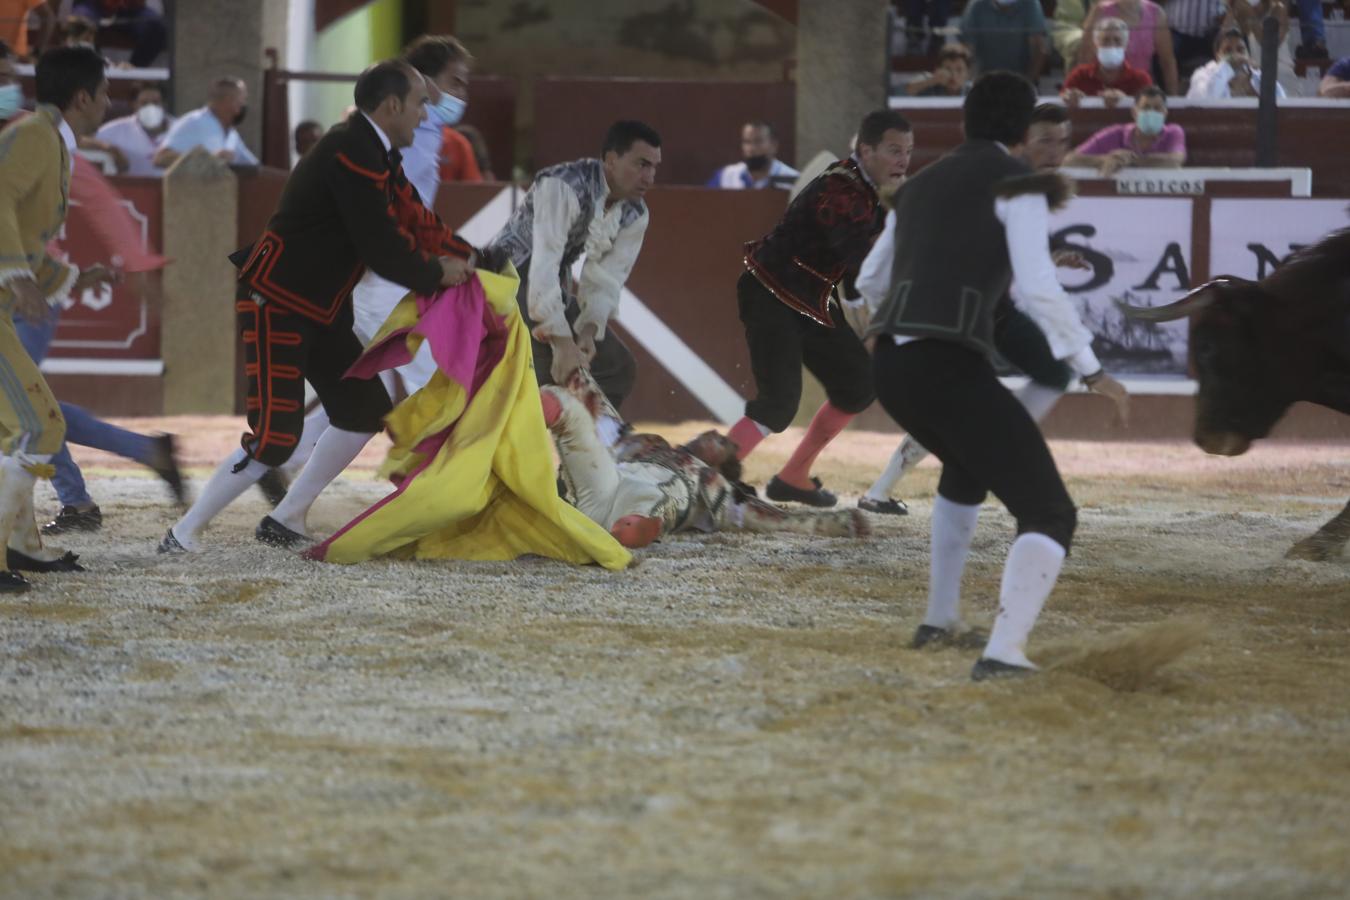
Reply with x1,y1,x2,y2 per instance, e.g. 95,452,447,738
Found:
1121,227,1350,561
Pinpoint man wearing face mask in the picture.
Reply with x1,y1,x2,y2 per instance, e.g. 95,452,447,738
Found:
707,121,799,190
0,40,23,124
1186,27,1287,98
1064,86,1185,176
481,120,661,413
1062,18,1154,107
90,82,172,176
154,77,258,169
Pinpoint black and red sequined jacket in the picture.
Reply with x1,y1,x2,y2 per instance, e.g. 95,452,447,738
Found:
233,113,475,325
743,157,884,327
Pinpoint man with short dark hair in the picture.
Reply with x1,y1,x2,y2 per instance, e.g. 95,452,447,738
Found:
1187,27,1287,99
0,45,117,588
707,120,798,190
160,60,477,553
868,72,1109,680
293,119,322,160
154,76,257,168
483,120,661,411
724,108,912,507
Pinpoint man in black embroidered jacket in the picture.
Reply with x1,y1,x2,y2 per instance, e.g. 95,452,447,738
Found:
725,109,913,507
869,72,1104,681
161,60,475,553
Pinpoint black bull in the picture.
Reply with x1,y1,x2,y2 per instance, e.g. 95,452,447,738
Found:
1120,226,1350,561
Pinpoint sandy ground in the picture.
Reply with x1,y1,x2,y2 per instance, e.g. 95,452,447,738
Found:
2,418,1348,899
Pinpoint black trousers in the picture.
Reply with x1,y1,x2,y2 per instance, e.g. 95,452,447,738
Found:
738,271,874,432
237,289,391,467
873,337,1077,550
516,266,637,413
994,305,1073,392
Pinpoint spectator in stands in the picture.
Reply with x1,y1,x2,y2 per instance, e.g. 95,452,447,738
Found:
1062,17,1154,106
154,77,259,168
1080,0,1180,95
1063,86,1186,174
959,0,1047,82
1318,55,1350,97
1187,27,1287,97
1166,0,1226,79
60,13,96,47
2,0,55,60
1292,0,1327,61
71,0,166,68
293,119,321,160
456,122,495,180
88,81,170,175
1222,0,1297,95
905,43,973,96
905,0,951,57
0,39,20,121
708,120,799,189
1051,0,1089,66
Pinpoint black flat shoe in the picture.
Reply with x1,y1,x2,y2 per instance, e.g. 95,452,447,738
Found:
765,476,837,508
151,434,187,505
6,548,84,573
858,496,908,516
157,527,187,554
911,624,989,650
0,570,32,592
255,515,309,549
41,505,102,535
256,469,289,507
971,657,1036,681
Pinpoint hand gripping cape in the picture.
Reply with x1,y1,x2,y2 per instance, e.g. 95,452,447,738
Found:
304,266,631,570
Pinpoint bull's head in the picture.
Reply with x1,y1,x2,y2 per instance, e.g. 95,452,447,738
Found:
1119,279,1295,456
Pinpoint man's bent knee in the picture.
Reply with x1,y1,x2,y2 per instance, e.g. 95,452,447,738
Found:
1018,501,1077,553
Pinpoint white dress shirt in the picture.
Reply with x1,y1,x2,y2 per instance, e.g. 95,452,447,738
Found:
95,114,174,177
527,177,649,341
160,106,259,165
1186,59,1286,99
856,195,1101,376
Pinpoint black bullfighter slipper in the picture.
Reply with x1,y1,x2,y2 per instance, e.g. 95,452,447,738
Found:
41,504,102,535
858,496,909,516
157,528,187,554
911,624,989,650
6,548,85,573
255,515,309,549
765,476,838,508
971,658,1037,682
0,570,32,592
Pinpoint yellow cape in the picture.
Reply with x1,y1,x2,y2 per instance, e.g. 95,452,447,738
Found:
315,267,631,571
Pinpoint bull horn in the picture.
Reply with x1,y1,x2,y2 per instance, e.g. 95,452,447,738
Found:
1117,283,1220,322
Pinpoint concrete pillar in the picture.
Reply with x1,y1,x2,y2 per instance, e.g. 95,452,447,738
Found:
791,0,889,427
160,150,239,414
794,0,891,161
170,0,290,158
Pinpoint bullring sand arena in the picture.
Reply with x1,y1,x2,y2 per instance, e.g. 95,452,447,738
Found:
2,416,1348,899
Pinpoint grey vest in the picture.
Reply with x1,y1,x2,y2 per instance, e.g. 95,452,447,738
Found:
486,158,647,283
868,141,1030,357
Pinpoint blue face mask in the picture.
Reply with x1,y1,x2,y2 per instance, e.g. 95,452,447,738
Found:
1136,109,1166,135
0,83,22,121
428,93,466,126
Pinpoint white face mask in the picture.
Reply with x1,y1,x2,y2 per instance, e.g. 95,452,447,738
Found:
137,103,165,130
428,92,466,126
1097,46,1126,68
